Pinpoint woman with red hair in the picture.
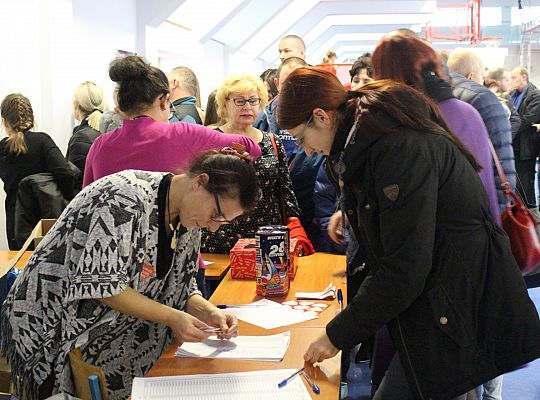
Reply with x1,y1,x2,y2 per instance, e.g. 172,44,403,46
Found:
371,32,500,225
277,69,540,400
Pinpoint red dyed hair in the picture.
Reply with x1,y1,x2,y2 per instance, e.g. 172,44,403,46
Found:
277,67,348,129
372,33,446,91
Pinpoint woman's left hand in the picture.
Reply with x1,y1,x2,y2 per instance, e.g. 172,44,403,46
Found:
206,309,239,340
304,332,339,364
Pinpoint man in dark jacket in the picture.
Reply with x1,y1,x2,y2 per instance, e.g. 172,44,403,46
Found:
167,66,203,125
447,50,517,212
510,66,540,208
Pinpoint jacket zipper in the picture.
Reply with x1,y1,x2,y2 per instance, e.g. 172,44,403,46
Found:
397,316,426,400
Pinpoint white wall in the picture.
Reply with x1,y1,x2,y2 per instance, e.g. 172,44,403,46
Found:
0,0,137,249
148,21,265,109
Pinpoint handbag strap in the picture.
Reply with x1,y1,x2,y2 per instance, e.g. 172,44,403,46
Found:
268,133,287,223
487,139,511,196
0,221,41,280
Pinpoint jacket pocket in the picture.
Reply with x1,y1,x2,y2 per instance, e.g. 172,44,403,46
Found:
426,283,473,348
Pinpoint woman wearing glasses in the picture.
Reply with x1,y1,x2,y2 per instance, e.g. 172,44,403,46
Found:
2,150,260,399
277,69,540,400
200,74,314,255
83,56,262,187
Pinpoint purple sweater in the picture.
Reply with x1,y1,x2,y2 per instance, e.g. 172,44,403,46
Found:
83,117,261,187
438,98,501,224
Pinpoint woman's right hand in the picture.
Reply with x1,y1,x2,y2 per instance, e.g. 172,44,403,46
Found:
328,211,344,244
168,310,213,342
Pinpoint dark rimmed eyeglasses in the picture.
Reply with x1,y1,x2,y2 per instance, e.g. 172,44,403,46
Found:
228,97,261,107
211,193,234,223
294,113,314,146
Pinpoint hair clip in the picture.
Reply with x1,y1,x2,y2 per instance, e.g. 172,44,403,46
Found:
219,143,250,161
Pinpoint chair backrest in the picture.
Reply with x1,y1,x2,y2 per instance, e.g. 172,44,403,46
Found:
68,348,109,400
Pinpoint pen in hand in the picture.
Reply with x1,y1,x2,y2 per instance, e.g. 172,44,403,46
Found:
337,288,344,312
302,370,321,395
278,367,304,388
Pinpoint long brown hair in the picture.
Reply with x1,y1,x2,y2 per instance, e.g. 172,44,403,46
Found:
277,68,480,171
277,67,350,129
372,33,446,91
352,80,481,171
1,93,33,155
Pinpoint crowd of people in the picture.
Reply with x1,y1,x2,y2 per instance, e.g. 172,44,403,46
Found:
0,30,540,400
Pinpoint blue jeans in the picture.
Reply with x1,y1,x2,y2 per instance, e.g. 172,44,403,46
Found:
482,376,503,400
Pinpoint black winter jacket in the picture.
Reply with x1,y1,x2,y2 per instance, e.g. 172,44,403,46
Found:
66,119,100,191
14,173,69,248
513,82,540,160
0,131,74,250
325,113,540,400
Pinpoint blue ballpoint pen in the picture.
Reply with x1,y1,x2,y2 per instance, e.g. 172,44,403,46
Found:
278,367,304,388
337,288,344,312
302,370,321,395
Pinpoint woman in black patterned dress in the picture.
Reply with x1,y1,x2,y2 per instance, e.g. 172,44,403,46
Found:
200,74,314,254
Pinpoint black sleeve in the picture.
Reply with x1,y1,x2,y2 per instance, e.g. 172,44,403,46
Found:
40,133,75,200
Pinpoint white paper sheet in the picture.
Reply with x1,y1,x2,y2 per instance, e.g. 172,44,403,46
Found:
223,299,317,329
203,260,214,266
131,369,312,400
175,331,291,361
295,282,336,300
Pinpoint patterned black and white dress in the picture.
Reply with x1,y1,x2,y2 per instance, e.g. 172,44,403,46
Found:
200,131,300,253
1,170,201,399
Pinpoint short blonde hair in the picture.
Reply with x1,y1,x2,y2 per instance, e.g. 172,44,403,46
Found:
73,81,107,131
216,75,268,121
447,49,484,79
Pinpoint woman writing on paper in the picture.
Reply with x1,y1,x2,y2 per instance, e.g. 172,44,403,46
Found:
1,150,260,399
277,68,540,400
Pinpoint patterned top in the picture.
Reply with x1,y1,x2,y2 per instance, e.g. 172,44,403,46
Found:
1,170,201,399
201,131,300,253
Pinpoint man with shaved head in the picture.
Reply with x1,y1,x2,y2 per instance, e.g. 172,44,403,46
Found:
278,34,306,62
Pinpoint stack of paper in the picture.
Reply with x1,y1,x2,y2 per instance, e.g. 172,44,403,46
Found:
132,369,311,400
223,299,317,329
175,331,291,361
295,282,336,300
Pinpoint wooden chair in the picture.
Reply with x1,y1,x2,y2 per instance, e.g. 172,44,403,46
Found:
68,348,108,400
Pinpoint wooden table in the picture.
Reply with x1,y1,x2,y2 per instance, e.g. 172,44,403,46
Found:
145,253,347,399
146,326,341,399
209,253,347,327
0,250,33,270
201,253,230,281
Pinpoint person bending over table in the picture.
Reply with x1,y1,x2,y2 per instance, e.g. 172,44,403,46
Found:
1,150,259,399
277,68,540,400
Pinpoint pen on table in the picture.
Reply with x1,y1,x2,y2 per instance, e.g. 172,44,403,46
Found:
278,367,304,388
337,288,344,312
216,304,265,309
302,370,321,395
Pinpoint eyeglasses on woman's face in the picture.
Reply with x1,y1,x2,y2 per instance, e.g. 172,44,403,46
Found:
228,97,261,107
210,193,234,223
293,113,314,146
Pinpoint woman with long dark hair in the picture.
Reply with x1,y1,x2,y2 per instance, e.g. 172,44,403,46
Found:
277,68,540,400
